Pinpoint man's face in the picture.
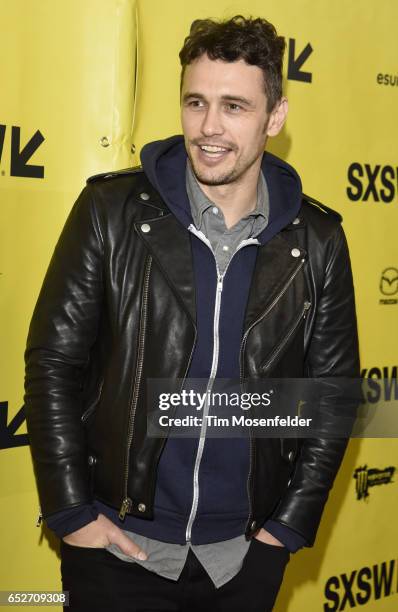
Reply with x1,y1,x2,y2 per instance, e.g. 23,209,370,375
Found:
181,54,276,187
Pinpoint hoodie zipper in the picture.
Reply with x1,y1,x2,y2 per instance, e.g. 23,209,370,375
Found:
119,254,152,520
184,271,222,542
239,255,307,535
185,225,259,542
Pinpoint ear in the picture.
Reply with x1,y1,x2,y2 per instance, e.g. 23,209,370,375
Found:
266,97,288,137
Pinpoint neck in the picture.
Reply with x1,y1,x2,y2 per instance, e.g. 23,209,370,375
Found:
197,158,262,229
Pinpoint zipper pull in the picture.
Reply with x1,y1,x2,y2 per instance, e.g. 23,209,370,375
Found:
119,497,132,520
303,301,311,318
217,275,223,291
36,507,43,527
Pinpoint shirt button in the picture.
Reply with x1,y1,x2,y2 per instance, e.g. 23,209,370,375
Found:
212,207,219,215
222,245,229,251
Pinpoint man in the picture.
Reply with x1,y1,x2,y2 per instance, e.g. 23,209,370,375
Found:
24,15,359,612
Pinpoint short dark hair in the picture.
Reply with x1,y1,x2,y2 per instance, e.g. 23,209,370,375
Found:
179,15,286,112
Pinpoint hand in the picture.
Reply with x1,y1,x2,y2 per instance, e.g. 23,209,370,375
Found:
62,513,148,560
253,527,285,547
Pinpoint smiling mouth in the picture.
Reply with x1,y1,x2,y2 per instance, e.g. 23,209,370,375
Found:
196,144,232,159
199,144,229,153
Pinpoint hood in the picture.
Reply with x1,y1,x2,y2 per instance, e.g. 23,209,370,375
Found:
140,134,302,245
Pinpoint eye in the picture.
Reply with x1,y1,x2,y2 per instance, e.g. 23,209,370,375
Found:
225,103,242,112
187,99,205,108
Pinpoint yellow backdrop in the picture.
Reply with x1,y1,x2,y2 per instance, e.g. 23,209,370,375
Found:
1,0,397,610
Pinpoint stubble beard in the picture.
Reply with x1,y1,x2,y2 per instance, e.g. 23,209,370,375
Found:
188,147,262,187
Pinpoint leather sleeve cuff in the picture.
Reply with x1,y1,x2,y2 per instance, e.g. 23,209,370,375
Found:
262,519,308,553
45,504,99,538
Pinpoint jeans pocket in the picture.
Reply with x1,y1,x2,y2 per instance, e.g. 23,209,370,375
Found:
61,539,107,553
250,537,290,560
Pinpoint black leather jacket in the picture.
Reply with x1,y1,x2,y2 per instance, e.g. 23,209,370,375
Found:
24,167,360,546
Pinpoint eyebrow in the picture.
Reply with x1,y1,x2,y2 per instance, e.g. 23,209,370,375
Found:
182,92,254,107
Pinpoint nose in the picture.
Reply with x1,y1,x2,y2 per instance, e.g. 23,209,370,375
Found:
200,105,224,137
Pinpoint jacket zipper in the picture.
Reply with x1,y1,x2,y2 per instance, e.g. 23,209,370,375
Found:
259,300,311,372
185,225,259,542
239,255,307,534
81,379,104,422
119,254,152,520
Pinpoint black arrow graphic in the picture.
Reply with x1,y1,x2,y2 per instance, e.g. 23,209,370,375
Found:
288,39,313,83
0,402,29,449
10,126,45,178
0,125,5,166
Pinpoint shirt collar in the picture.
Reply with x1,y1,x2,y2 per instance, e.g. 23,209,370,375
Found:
185,158,269,234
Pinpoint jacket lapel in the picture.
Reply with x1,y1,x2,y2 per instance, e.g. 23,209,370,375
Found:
243,233,307,335
134,213,196,325
136,214,306,334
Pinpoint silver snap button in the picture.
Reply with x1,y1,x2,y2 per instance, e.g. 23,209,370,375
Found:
141,223,151,233
250,520,257,531
140,192,150,201
138,503,146,512
292,217,300,225
288,451,295,462
212,207,219,215
222,245,229,251
88,455,96,466
291,248,301,258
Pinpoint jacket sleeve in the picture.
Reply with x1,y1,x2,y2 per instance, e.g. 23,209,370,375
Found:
24,184,104,520
270,221,360,546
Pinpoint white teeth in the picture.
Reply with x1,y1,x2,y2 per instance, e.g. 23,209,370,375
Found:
200,145,227,153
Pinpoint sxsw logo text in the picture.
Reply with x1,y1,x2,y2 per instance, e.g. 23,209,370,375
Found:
346,163,398,202
360,366,398,404
0,125,44,178
324,559,398,610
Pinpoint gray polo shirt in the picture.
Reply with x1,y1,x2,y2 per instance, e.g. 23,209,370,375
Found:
105,159,269,588
185,159,269,274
